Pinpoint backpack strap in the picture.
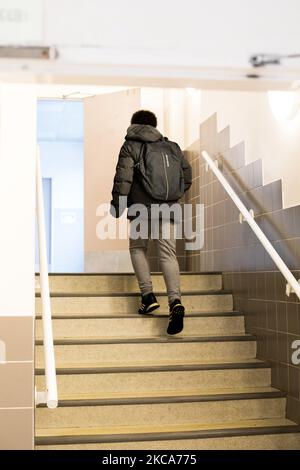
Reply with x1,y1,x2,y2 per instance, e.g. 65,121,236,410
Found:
133,137,166,167
134,142,147,168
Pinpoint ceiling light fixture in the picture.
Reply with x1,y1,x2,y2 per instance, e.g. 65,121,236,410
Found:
250,53,300,68
268,86,300,122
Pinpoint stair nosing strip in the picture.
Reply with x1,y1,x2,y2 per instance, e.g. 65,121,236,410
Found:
37,390,286,408
35,311,241,320
35,290,232,298
37,271,223,277
35,334,256,346
35,360,270,375
35,424,300,446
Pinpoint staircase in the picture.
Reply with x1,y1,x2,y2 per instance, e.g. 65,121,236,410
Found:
35,273,300,450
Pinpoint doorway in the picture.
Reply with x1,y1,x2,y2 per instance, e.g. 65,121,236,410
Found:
36,99,84,273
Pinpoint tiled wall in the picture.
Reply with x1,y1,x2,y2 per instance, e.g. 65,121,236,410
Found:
0,316,34,449
184,113,300,424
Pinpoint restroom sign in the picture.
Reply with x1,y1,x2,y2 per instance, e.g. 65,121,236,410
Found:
0,0,43,45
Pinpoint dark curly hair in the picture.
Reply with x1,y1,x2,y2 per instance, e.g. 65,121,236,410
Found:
131,110,157,128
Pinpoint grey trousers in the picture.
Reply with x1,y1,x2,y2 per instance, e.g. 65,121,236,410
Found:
129,219,181,305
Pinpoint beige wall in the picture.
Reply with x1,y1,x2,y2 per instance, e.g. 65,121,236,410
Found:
38,85,300,273
0,84,35,449
200,90,300,208
141,88,202,149
0,84,36,316
144,87,300,210
84,88,141,271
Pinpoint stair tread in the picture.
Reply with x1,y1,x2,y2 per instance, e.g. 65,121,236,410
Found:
36,334,246,343
36,290,231,297
37,272,222,276
35,311,242,319
36,334,255,345
36,418,299,439
55,387,282,402
36,358,267,373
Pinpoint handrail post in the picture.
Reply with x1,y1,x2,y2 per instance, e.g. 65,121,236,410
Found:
36,145,58,409
202,150,300,302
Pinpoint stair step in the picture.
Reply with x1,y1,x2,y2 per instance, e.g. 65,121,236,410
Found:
36,333,255,345
35,292,233,316
37,290,230,297
35,418,300,447
35,432,300,450
34,272,300,450
35,272,222,294
36,335,257,368
35,314,245,339
35,310,242,319
37,387,284,407
35,395,286,429
36,366,271,399
35,357,269,373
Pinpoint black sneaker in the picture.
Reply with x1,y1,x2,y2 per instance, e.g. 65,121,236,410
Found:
138,292,160,315
167,299,185,335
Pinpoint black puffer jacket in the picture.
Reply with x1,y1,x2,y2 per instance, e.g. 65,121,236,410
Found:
111,124,192,218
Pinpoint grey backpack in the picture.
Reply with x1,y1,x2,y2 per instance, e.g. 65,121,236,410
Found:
135,140,185,201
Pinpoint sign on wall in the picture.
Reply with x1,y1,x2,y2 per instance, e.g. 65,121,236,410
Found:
0,0,43,45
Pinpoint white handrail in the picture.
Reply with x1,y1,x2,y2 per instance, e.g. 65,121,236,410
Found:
202,150,300,301
35,145,58,409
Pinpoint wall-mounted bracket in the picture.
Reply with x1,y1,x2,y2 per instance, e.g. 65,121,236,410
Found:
0,340,6,364
35,387,47,406
286,279,300,297
239,209,254,224
205,159,219,172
